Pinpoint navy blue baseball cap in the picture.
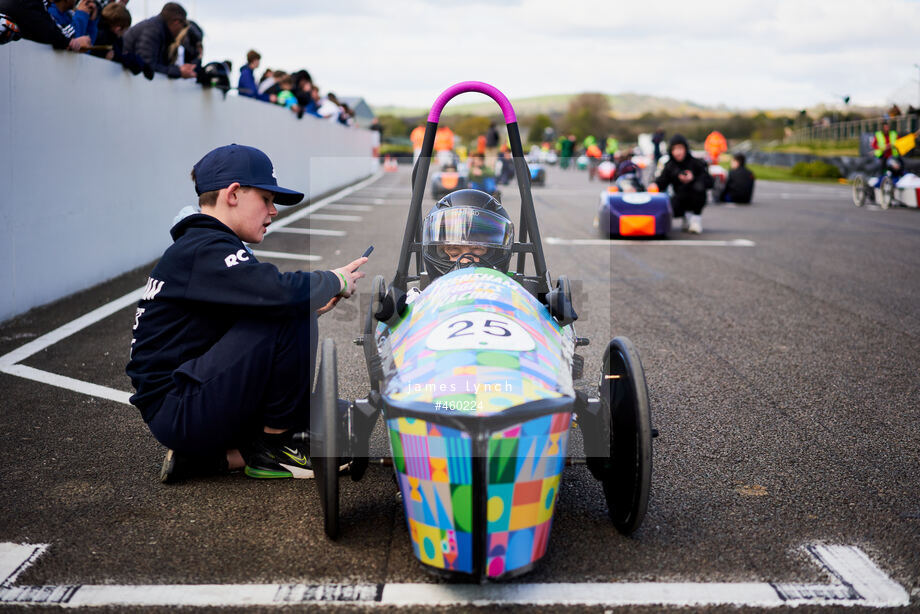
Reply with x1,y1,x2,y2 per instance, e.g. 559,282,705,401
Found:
192,144,304,206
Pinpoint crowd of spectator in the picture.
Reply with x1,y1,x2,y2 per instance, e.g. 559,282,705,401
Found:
237,49,355,125
0,1,358,126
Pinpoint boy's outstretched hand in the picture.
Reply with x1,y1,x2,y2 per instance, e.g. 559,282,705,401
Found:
332,257,368,299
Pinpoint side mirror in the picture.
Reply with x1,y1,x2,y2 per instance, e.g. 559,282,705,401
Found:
545,275,577,327
374,285,409,326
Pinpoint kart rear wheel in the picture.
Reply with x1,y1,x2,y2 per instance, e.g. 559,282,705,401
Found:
599,337,652,535
851,174,867,207
312,338,340,540
879,176,894,210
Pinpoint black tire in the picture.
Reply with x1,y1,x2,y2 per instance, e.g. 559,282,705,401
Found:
599,337,652,535
312,338,339,540
367,275,387,333
851,174,867,207
879,176,894,210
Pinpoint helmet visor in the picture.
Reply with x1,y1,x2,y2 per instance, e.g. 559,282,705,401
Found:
423,207,514,249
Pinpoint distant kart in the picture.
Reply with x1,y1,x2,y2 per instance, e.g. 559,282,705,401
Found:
852,142,920,209
708,164,727,203
310,82,655,582
430,162,468,200
595,178,672,238
596,160,616,182
528,147,558,167
852,172,920,209
529,162,547,186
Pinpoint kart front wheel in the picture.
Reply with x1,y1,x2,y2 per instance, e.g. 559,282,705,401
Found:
599,337,653,535
851,174,867,207
311,338,340,540
879,176,894,210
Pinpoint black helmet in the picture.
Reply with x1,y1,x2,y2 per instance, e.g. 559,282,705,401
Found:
197,61,231,91
422,189,514,278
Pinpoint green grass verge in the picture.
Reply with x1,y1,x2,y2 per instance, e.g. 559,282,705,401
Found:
721,162,846,183
761,141,860,157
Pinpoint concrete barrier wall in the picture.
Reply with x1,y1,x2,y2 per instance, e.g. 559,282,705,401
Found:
0,40,376,323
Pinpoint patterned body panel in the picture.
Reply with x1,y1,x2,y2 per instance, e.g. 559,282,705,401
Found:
484,411,571,577
378,268,575,414
387,411,572,577
388,417,475,574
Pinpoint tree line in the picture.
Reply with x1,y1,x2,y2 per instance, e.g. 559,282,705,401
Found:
376,93,885,148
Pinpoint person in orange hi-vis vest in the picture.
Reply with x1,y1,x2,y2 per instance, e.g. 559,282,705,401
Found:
433,126,455,165
586,142,603,180
410,125,425,164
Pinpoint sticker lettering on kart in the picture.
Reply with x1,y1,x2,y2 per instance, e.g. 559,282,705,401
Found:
426,312,535,352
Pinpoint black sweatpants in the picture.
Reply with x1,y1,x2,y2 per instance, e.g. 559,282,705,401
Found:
147,316,313,455
671,195,706,217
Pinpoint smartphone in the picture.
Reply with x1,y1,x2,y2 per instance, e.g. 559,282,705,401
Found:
362,245,374,258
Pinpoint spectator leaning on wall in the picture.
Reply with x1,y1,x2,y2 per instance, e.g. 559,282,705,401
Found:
0,0,92,51
122,2,196,78
47,0,99,44
237,49,260,97
89,1,131,61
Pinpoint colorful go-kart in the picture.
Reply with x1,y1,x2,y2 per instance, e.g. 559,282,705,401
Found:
310,82,655,582
595,177,672,238
852,169,920,210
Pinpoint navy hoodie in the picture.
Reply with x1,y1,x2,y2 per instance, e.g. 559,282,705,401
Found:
126,214,340,420
653,134,713,211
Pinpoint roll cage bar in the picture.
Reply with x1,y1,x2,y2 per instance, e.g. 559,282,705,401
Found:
391,81,551,297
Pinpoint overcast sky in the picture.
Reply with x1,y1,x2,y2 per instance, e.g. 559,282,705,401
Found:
138,0,920,112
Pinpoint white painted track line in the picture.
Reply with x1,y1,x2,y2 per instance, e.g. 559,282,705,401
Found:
546,237,756,247
334,199,408,207
0,543,47,587
306,213,363,222
271,227,347,237
251,250,321,262
2,365,132,404
0,288,145,369
0,543,908,608
323,204,373,212
802,544,910,605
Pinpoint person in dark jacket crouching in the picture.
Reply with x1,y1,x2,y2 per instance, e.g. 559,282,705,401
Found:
720,153,755,204
652,134,713,234
126,144,367,483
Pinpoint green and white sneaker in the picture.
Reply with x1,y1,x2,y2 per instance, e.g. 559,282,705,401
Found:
242,432,314,479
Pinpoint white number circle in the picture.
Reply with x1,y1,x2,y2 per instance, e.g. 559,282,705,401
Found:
622,193,652,205
426,312,535,352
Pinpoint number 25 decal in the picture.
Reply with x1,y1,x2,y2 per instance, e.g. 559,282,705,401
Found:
428,313,534,351
447,319,511,339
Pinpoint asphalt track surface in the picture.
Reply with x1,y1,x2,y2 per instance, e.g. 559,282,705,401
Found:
1,164,918,613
